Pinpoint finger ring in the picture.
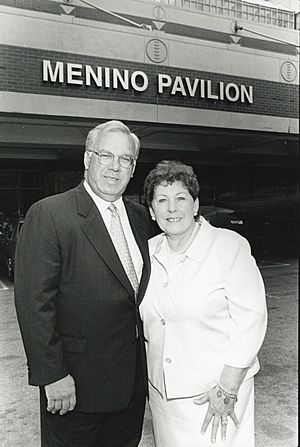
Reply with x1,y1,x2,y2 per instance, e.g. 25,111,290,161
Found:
222,421,228,425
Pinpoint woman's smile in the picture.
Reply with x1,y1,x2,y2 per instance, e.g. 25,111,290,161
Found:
166,217,182,222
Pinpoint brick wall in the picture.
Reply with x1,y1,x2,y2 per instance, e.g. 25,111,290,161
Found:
0,44,298,118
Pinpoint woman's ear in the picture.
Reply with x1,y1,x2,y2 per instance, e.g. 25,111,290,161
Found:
194,198,199,216
149,207,155,221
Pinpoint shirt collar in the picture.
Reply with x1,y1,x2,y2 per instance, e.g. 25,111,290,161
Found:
83,180,124,215
185,217,212,262
150,217,215,264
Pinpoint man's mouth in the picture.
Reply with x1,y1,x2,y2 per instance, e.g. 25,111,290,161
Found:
105,176,119,183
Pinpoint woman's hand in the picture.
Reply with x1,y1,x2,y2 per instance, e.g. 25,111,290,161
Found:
193,384,239,444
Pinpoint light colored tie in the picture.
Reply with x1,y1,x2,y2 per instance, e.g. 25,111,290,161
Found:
109,203,139,297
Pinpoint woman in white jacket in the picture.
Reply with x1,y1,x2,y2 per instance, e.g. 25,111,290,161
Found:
140,160,267,447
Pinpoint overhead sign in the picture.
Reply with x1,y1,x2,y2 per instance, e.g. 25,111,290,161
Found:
42,60,254,104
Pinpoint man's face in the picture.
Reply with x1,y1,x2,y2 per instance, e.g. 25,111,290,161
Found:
84,132,136,202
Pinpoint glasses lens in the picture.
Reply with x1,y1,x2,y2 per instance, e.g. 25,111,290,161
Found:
119,155,134,168
93,151,134,168
98,152,113,165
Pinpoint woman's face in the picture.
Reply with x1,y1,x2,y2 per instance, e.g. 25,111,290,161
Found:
150,181,199,237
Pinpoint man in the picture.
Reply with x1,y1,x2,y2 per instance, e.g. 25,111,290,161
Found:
14,120,153,446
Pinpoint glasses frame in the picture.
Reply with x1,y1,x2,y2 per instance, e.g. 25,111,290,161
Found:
88,150,136,169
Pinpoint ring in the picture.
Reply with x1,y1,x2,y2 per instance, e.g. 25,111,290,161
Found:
222,420,228,425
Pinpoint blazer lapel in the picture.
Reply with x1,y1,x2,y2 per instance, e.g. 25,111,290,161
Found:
124,200,151,305
75,183,134,298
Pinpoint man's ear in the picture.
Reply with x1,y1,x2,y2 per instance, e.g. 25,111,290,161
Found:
84,151,91,170
130,160,137,178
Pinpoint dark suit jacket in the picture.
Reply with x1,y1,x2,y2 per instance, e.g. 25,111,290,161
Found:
14,181,153,413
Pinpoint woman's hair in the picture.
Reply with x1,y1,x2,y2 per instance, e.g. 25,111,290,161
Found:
143,160,200,206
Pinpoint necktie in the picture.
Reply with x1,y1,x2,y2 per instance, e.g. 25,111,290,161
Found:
109,203,139,297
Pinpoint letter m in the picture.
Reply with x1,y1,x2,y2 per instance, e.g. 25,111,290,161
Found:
43,60,64,83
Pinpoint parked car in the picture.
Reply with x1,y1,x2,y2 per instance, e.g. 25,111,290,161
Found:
200,205,246,236
215,189,300,255
0,217,24,280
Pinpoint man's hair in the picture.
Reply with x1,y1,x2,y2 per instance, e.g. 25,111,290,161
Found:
85,120,140,157
143,160,200,207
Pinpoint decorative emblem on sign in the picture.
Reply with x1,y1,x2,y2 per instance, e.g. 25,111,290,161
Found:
153,21,165,31
280,61,297,82
153,6,165,20
146,39,168,64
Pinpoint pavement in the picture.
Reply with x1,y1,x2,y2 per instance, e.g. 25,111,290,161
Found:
0,257,298,447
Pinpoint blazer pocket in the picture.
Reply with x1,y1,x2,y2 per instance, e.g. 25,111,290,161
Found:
61,335,87,353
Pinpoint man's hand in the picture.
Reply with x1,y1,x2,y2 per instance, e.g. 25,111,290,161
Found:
45,374,76,415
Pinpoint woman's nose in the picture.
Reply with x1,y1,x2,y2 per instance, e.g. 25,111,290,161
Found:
168,200,176,212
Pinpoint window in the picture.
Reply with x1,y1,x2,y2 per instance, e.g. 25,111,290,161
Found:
242,3,248,19
272,9,278,26
223,0,230,15
204,0,211,13
248,5,254,20
149,0,295,29
266,9,271,24
236,0,242,18
230,0,237,17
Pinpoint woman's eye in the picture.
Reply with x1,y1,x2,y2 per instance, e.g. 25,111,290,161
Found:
157,198,167,203
177,196,186,201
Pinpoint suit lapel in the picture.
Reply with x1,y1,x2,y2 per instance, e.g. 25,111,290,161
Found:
124,199,151,305
75,183,134,298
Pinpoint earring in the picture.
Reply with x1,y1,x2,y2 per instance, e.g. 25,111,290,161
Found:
151,216,156,221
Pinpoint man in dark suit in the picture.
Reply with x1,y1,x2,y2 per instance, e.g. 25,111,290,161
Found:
14,120,153,446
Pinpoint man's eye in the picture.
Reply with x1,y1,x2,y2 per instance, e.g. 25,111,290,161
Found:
100,154,112,160
177,196,186,200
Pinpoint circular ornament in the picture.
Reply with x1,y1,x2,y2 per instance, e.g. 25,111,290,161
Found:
153,5,165,20
146,39,168,63
281,61,297,82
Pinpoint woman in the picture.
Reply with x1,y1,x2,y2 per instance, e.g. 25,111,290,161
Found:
140,160,267,447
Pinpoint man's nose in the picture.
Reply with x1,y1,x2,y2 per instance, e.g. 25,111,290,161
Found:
109,156,120,170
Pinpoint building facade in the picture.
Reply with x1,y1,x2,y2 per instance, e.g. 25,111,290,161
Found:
0,0,299,247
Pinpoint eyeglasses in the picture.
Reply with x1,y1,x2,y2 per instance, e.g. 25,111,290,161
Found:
89,150,136,169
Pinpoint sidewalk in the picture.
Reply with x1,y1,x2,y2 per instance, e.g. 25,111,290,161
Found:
254,258,298,447
0,258,298,447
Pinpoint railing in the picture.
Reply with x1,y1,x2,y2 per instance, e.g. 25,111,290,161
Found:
151,0,295,29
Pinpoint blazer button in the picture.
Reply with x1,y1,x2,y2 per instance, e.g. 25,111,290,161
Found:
165,357,172,363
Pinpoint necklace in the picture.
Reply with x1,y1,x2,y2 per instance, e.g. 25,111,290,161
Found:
166,222,201,255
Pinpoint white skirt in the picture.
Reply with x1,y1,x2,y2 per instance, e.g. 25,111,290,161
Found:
148,378,255,447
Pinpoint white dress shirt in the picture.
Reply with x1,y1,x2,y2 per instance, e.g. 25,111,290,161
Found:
140,217,267,398
83,180,143,280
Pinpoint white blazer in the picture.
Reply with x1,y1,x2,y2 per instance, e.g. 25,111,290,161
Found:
140,218,268,398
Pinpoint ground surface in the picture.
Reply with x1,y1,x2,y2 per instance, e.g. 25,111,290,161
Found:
0,257,298,447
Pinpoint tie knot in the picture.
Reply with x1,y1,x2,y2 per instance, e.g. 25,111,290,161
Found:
109,203,118,215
